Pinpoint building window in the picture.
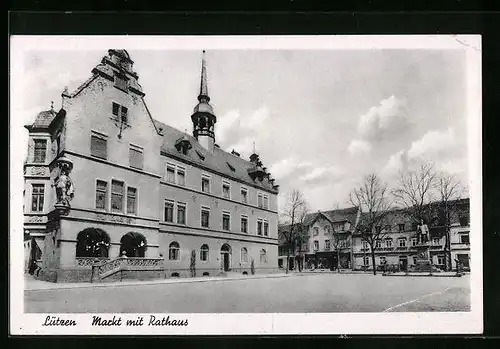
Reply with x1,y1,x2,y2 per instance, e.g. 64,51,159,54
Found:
362,241,368,249
95,180,108,210
340,223,345,231
399,238,407,247
257,219,263,236
260,249,267,263
177,203,186,225
379,256,386,265
90,133,107,159
33,139,47,163
111,180,124,212
202,175,210,193
324,226,331,234
313,227,319,236
166,163,175,183
460,233,470,244
222,181,231,199
112,102,120,116
385,239,393,248
200,244,209,261
375,240,382,248
164,200,174,222
413,256,418,265
201,207,210,228
364,256,370,266
375,226,381,234
432,237,440,245
112,102,128,123
222,212,231,231
169,241,180,260
31,184,44,212
263,220,269,237
263,195,269,209
129,145,143,170
398,224,405,232
241,247,248,263
241,216,248,233
411,237,418,246
177,167,186,186
126,187,137,215
437,255,445,265
258,193,263,208
241,187,248,203
314,240,319,251
459,214,470,227
325,239,331,250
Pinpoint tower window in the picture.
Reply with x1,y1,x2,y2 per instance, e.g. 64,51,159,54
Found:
31,184,45,212
33,139,47,163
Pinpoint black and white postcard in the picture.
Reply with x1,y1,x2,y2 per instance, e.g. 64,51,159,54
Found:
10,35,482,335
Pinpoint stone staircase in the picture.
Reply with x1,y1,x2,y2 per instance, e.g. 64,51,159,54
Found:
91,257,164,282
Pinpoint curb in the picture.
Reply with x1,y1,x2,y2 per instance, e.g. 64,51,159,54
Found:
382,273,463,278
25,273,292,291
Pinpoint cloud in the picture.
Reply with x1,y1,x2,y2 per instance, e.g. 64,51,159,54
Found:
381,149,409,178
408,127,455,159
357,95,408,142
348,139,372,155
216,110,241,143
299,166,342,185
245,107,270,129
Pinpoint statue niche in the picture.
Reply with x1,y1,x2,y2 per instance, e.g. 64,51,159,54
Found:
53,156,75,211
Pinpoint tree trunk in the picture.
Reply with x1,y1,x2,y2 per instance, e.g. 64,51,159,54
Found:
371,246,377,275
337,248,340,273
285,250,290,274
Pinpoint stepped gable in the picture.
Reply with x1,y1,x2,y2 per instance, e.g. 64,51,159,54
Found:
154,119,277,193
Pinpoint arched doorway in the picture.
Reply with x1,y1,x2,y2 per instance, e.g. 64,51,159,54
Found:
220,243,231,272
120,232,147,257
76,228,110,258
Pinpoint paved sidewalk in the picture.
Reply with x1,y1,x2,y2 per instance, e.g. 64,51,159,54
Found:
383,271,463,277
24,273,292,291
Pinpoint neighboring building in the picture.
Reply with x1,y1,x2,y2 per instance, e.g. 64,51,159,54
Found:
23,49,279,282
278,206,360,271
278,199,470,273
352,198,470,272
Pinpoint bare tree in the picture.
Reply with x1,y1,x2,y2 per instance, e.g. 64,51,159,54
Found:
329,224,350,273
348,173,393,275
392,161,437,225
280,189,309,274
435,171,466,271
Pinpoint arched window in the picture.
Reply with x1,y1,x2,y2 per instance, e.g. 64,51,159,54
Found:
260,249,267,263
324,225,330,234
119,232,147,257
241,247,248,263
76,228,110,258
169,241,180,260
200,244,209,261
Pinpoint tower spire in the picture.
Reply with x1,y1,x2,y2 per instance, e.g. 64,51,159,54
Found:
198,50,209,102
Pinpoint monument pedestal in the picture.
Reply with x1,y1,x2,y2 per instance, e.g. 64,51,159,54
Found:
414,243,441,273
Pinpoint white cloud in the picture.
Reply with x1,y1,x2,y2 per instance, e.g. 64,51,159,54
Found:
382,149,408,178
408,127,455,159
244,106,270,129
299,166,341,183
358,95,408,142
216,110,241,143
268,157,301,179
348,139,372,155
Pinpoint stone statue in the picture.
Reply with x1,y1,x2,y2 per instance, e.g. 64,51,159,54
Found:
55,168,74,206
417,219,429,244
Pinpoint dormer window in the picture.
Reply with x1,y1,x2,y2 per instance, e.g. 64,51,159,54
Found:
175,136,192,155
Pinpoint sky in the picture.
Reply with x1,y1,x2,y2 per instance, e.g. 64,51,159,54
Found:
16,42,472,212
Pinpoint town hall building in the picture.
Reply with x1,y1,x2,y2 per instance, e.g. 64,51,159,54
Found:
23,49,280,282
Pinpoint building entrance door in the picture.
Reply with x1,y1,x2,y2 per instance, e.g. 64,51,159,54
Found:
399,256,408,271
221,244,231,272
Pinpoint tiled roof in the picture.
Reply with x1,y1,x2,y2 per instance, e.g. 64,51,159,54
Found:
303,206,359,226
154,119,277,193
30,110,57,128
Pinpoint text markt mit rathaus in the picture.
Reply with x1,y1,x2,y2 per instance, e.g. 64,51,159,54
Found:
91,315,188,326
